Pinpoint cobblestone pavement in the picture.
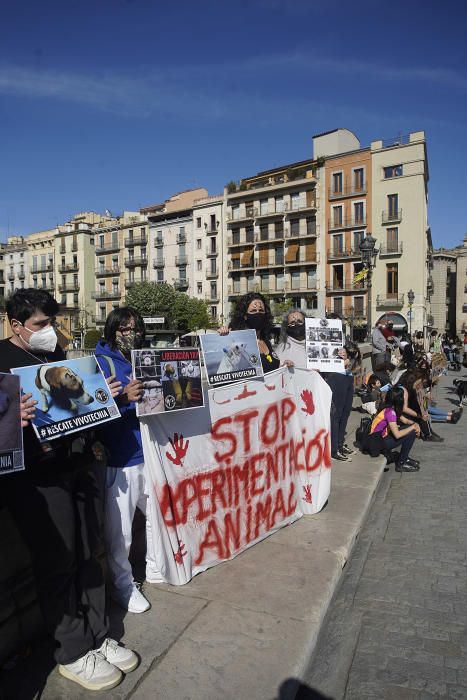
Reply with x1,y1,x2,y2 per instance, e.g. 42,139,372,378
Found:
304,373,467,700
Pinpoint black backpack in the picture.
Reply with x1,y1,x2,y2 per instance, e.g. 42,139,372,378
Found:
355,416,372,447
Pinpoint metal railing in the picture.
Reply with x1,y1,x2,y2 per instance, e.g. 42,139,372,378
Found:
175,255,188,266
174,279,189,290
59,283,80,293
58,263,79,273
328,216,367,230
95,243,120,254
327,248,361,260
328,184,367,199
152,260,165,268
379,243,403,256
124,235,147,247
382,209,402,224
326,283,367,292
124,257,148,267
95,266,120,276
92,290,121,300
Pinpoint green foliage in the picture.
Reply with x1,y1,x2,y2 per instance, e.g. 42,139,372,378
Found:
225,180,237,194
125,282,212,332
84,328,102,349
271,297,294,321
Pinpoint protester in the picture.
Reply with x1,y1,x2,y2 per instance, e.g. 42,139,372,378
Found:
275,308,307,368
399,369,445,442
371,321,391,371
360,374,383,416
219,292,281,373
95,307,161,615
363,385,421,472
0,289,138,691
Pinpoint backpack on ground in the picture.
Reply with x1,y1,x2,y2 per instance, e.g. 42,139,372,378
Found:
355,416,372,447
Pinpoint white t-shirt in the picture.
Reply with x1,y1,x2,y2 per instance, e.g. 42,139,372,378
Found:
275,336,307,369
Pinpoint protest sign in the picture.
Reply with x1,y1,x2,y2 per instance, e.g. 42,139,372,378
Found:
200,329,263,386
11,356,120,442
132,348,204,417
140,367,332,585
305,317,345,373
0,374,24,474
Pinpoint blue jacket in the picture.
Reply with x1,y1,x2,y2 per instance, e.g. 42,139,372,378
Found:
95,340,143,469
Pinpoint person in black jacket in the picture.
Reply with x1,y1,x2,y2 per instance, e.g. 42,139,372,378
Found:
0,289,138,691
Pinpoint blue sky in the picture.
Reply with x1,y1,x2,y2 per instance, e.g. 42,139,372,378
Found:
0,0,466,249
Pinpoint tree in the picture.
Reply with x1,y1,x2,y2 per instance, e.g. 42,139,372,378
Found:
84,328,102,349
172,293,212,331
271,297,294,321
125,282,212,332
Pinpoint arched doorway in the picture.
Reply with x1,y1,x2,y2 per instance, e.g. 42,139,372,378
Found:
376,312,408,334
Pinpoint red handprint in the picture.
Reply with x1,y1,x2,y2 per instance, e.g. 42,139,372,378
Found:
166,433,189,466
174,542,187,564
302,485,312,504
301,389,315,416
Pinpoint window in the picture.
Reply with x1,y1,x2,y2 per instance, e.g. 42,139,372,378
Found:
334,298,343,316
384,165,403,179
307,269,317,288
332,206,343,227
210,259,217,274
210,214,216,231
157,270,164,282
210,239,217,254
231,205,240,221
354,296,364,316
232,228,240,245
245,225,254,243
290,219,300,236
274,246,284,265
156,230,163,245
274,221,283,238
196,239,202,249
211,306,217,319
275,196,284,213
306,217,316,235
354,202,364,225
332,172,343,194
179,266,187,280
333,265,344,289
233,276,241,293
386,263,398,297
197,260,202,271
353,230,365,251
260,199,268,215
291,270,300,290
353,168,364,192
197,282,202,294
291,193,300,211
259,224,269,241
387,227,398,252
333,234,344,254
179,226,185,236
128,229,134,241
276,273,284,291
210,282,217,297
100,305,106,321
196,217,201,228
387,194,399,218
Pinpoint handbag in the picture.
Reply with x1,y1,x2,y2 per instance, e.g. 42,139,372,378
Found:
355,416,372,447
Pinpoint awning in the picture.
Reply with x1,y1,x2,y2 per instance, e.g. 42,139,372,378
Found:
285,243,299,263
241,247,254,265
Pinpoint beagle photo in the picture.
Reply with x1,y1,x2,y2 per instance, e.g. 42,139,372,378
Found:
35,365,94,413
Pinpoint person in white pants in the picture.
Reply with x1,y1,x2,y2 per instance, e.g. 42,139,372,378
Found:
96,308,163,614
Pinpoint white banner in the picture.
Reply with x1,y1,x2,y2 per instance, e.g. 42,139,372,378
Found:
141,367,332,585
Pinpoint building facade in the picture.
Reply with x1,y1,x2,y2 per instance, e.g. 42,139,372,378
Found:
431,235,467,336
191,194,226,323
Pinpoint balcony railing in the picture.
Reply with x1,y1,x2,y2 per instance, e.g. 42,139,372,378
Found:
328,216,367,231
228,260,255,270
125,279,146,288
382,209,402,224
379,243,403,256
326,283,367,293
176,233,187,244
92,290,122,300
124,234,147,247
284,198,317,214
35,284,55,292
328,184,367,200
286,282,319,293
59,283,80,293
96,266,120,277
175,255,188,266
7,273,15,281
255,259,284,269
327,248,361,261
153,260,165,269
285,225,319,239
206,271,219,279
174,279,189,290
376,294,404,307
227,207,255,223
95,243,120,254
205,226,218,234
255,232,285,243
286,254,319,266
32,264,54,273
125,257,148,267
154,239,163,247
254,205,285,219
58,263,79,273
206,246,218,256
205,293,220,302
227,236,255,247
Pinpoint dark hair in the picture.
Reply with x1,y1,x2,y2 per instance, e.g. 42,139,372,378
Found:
104,307,145,350
278,307,306,346
384,385,405,417
6,288,59,324
229,292,273,341
367,374,381,390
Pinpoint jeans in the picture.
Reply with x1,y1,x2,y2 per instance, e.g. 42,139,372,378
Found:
382,431,416,463
324,373,354,455
428,406,449,422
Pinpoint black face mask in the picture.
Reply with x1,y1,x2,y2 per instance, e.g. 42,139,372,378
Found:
246,313,267,330
287,324,305,341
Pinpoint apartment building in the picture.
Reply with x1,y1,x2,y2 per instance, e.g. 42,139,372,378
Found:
192,194,225,322
93,212,148,326
3,237,28,297
143,188,208,298
225,161,323,316
0,244,5,301
27,228,56,293
431,235,467,336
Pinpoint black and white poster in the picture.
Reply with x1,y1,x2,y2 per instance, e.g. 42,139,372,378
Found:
0,373,24,474
305,318,345,373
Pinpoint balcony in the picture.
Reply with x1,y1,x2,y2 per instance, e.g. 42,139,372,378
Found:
95,243,120,254
125,279,145,288
59,283,80,293
255,258,284,269
228,286,246,297
255,205,286,220
92,289,122,300
285,225,319,239
205,225,218,235
125,257,148,268
286,254,319,267
228,260,255,271
382,209,402,225
153,259,165,269
176,233,187,244
226,206,255,224
326,283,367,293
327,248,361,261
58,263,79,273
206,246,218,256
255,232,285,244
36,284,55,292
328,216,367,231
124,234,147,247
376,294,404,308
154,238,164,247
227,235,255,247
175,255,188,266
287,281,319,293
205,293,220,303
32,263,54,273
7,273,15,281
328,184,367,200
96,265,120,277
174,279,189,291
284,198,317,215
18,271,26,280
379,243,403,256
206,270,219,279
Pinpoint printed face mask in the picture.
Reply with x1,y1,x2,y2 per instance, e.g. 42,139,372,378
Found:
116,330,142,355
287,323,305,341
246,313,266,330
22,324,58,353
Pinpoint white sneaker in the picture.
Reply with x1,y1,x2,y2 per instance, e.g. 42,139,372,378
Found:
97,638,139,673
146,567,164,584
112,584,151,614
59,650,122,691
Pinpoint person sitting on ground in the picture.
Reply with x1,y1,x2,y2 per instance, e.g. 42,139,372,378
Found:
360,374,384,416
362,385,421,472
399,369,445,442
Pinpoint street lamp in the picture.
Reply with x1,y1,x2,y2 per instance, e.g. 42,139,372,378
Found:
359,233,378,341
407,288,415,338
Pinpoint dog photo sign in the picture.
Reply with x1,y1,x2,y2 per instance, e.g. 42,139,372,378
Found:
132,348,204,417
305,318,345,373
0,373,24,474
11,356,121,442
199,329,264,387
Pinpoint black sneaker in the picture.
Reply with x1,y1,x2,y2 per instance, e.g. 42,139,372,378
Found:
405,457,420,468
332,451,349,462
451,411,461,424
395,460,420,472
425,433,444,443
340,443,356,456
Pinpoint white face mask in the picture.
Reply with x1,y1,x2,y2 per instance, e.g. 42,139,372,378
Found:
21,324,58,353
